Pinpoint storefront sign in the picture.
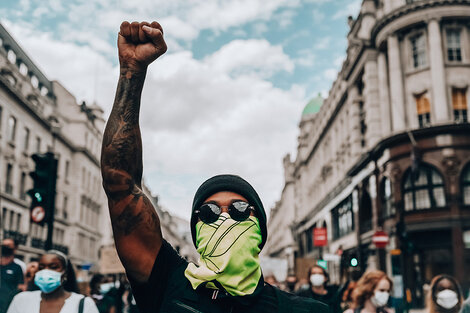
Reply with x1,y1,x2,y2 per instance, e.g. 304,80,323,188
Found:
313,227,328,247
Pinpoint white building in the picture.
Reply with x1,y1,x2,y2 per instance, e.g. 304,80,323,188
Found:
266,0,470,304
0,22,107,268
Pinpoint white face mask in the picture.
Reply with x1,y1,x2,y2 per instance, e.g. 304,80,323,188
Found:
310,274,325,287
371,291,390,307
436,289,459,310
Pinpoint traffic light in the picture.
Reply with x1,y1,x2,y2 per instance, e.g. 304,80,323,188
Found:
350,257,359,267
27,152,58,226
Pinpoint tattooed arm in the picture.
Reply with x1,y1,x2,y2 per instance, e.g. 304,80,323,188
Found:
101,21,167,283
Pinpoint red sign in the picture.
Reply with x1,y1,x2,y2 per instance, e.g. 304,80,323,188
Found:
31,206,46,223
313,228,328,247
372,230,389,249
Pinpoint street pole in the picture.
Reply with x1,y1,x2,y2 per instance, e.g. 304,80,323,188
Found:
44,152,57,251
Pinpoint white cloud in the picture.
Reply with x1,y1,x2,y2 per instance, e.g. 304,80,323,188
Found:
324,68,338,80
3,20,305,220
311,9,325,24
314,36,331,50
295,49,316,67
204,39,294,78
332,0,361,20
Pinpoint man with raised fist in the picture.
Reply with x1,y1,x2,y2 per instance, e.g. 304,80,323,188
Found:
101,21,328,313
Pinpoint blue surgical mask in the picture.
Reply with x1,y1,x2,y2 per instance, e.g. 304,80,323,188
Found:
34,269,63,293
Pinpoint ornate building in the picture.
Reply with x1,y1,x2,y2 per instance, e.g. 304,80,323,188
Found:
265,0,470,305
0,22,107,267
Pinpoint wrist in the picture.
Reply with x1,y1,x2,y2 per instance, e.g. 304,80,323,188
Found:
119,62,148,78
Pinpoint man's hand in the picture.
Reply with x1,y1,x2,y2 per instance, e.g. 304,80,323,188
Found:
118,21,167,73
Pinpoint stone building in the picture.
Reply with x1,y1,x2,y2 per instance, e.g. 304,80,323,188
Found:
265,0,470,305
0,22,107,268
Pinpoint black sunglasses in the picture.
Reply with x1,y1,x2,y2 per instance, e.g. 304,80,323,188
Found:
195,201,255,224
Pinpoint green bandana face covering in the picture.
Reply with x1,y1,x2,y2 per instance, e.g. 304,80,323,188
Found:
184,212,262,296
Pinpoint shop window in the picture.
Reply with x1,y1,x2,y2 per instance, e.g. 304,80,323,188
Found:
452,87,468,123
332,196,354,239
410,33,427,69
446,29,462,62
462,165,470,206
381,177,395,218
403,164,446,211
415,92,431,127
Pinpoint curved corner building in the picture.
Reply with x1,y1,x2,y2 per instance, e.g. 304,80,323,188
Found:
265,0,470,306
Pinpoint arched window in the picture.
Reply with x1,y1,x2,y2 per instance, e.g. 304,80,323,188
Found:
462,164,470,205
381,177,395,218
403,164,446,211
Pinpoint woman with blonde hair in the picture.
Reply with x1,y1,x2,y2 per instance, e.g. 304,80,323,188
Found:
426,275,463,313
344,270,393,313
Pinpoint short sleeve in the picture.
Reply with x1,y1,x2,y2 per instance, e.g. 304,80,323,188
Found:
5,295,20,313
129,240,188,313
84,297,100,313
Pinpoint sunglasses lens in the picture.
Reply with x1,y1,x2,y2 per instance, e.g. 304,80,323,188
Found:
198,203,220,224
229,201,251,221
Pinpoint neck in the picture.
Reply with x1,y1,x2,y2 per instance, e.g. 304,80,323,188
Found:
312,285,326,293
0,256,14,265
41,286,67,300
363,299,377,313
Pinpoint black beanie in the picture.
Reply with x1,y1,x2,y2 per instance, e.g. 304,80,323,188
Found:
190,174,267,250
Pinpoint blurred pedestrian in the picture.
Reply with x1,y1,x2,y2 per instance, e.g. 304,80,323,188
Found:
285,274,298,293
341,270,363,310
344,270,392,313
6,250,99,313
426,275,463,313
0,239,24,313
296,265,343,313
24,261,40,291
90,274,117,313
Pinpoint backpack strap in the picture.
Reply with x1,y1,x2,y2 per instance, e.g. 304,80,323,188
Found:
78,296,85,313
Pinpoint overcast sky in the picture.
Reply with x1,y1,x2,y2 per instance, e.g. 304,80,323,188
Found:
1,0,361,220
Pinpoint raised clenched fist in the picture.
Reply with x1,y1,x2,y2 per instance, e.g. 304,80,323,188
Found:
118,21,167,73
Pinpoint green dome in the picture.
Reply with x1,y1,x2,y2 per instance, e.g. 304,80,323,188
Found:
302,93,323,116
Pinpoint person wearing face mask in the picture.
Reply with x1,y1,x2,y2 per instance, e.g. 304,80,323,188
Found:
90,274,117,313
296,265,343,313
426,275,463,313
0,239,24,313
6,250,99,313
100,20,331,313
344,270,392,313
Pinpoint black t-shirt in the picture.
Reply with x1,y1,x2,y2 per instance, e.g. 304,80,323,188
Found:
130,240,327,313
0,261,24,313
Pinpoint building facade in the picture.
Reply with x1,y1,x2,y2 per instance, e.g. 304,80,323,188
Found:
0,22,108,268
265,0,470,306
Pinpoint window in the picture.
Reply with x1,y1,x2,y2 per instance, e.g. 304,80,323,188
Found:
415,92,431,127
64,161,70,184
36,137,41,153
452,88,468,123
19,172,26,200
446,29,462,62
462,165,470,206
410,33,427,68
403,164,446,211
31,76,39,88
7,116,17,142
23,127,30,152
381,178,395,218
7,50,16,64
332,196,354,239
19,63,28,76
63,196,68,219
5,164,13,195
0,106,2,134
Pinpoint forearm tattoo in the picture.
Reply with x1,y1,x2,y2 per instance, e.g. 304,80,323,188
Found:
101,71,160,236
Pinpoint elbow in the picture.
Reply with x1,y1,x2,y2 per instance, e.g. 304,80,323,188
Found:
101,166,134,196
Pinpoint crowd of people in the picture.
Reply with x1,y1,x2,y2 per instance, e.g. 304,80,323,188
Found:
0,238,139,313
1,236,470,313
267,263,469,313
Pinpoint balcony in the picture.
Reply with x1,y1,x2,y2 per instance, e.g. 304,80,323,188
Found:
31,237,46,250
3,230,27,245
